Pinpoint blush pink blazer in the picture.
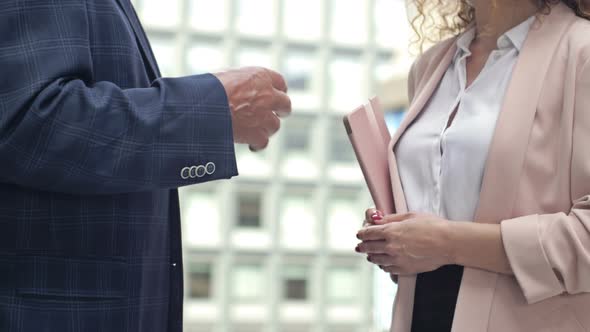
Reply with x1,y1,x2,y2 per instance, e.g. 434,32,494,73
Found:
386,3,590,332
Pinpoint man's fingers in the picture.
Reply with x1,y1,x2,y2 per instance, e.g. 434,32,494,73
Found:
271,90,292,118
249,132,269,152
356,240,387,254
266,69,288,93
261,112,281,136
357,224,388,241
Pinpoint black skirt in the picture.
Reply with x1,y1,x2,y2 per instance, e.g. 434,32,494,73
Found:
410,264,464,332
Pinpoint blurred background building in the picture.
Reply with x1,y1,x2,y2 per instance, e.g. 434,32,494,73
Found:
131,0,414,331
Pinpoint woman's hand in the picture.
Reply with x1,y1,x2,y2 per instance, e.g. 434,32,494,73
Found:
356,212,456,276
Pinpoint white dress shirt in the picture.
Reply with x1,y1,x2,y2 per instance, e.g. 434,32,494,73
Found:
395,17,535,222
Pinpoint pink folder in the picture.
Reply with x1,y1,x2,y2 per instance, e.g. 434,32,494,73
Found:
343,97,395,215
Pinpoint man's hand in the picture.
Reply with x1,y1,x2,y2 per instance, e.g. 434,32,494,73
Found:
214,67,292,151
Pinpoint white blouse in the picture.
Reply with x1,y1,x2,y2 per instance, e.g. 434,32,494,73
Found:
395,17,535,222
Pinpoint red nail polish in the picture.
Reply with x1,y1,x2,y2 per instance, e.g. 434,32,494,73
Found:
355,246,360,253
371,213,383,221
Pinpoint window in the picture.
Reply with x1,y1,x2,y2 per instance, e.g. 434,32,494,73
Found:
236,0,276,37
231,325,265,332
280,189,317,249
150,37,177,77
236,46,273,68
281,115,319,179
282,49,320,109
327,191,361,250
237,191,263,228
284,116,313,153
374,0,412,49
233,264,265,301
182,190,221,247
374,53,396,83
139,0,180,28
187,42,226,74
283,0,321,41
330,0,368,45
330,119,356,163
329,54,366,111
188,263,212,299
327,267,359,302
385,109,407,131
327,326,357,332
189,0,228,33
283,265,309,301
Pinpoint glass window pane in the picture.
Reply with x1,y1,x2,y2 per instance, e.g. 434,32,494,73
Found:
283,50,320,109
330,0,367,45
329,55,366,111
280,190,317,249
188,263,212,299
327,191,361,250
328,326,357,332
236,46,273,68
237,191,262,228
283,0,321,41
233,264,265,301
150,38,177,77
140,0,181,28
189,0,228,32
284,116,312,154
283,266,309,301
327,267,359,302
374,54,396,83
330,119,355,163
187,42,226,74
236,0,276,37
385,110,406,131
182,191,221,247
375,0,411,49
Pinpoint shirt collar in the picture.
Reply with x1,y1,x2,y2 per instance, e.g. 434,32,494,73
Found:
456,15,535,55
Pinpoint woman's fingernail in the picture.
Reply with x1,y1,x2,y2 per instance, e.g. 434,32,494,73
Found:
367,256,372,262
355,246,360,253
371,213,383,221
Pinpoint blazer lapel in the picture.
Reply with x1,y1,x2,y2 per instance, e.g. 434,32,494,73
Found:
387,39,457,214
474,2,576,224
453,4,577,332
114,0,161,80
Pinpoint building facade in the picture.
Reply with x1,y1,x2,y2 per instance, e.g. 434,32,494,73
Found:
132,0,413,331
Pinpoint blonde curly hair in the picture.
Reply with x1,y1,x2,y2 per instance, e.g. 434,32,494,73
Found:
410,0,590,52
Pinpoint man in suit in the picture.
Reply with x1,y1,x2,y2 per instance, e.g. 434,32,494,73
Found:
0,0,291,331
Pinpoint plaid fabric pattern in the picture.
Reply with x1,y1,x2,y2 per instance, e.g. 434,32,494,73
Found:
0,0,238,331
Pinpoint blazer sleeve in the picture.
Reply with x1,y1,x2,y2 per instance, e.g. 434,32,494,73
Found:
500,56,590,304
0,2,238,195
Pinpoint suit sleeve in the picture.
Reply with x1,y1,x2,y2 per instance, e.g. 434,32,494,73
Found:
0,1,238,195
500,57,590,304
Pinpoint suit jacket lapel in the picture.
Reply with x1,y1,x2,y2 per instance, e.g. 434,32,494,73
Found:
114,0,161,80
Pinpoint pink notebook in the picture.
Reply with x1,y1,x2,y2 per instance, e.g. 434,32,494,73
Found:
343,97,395,215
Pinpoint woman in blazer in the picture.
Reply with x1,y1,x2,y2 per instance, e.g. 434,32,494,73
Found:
355,1,590,331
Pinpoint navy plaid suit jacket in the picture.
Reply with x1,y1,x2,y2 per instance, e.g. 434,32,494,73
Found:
0,0,238,331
